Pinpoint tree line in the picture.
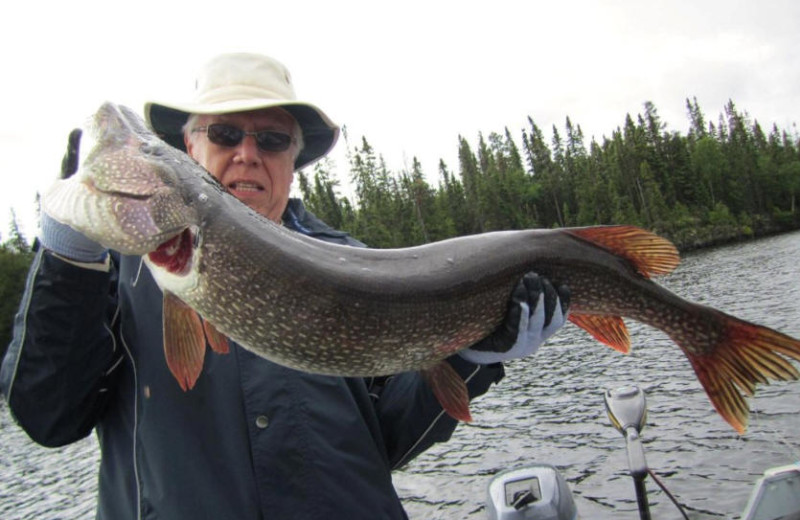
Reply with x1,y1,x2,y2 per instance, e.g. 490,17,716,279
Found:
1,97,799,357
299,98,800,249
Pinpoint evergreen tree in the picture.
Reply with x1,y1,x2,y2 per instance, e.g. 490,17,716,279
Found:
6,209,29,252
399,157,435,244
433,160,462,238
522,118,560,227
297,158,348,230
691,136,725,208
347,137,399,247
476,133,504,229
721,100,760,215
686,96,707,142
664,132,706,209
457,136,485,233
0,234,33,359
499,127,537,228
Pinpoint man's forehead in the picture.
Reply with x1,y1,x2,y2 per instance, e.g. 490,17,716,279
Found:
200,108,296,128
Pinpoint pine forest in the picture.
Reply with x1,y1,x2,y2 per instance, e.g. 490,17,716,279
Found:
299,98,800,250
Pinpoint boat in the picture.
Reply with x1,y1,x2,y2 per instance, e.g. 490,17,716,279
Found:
485,385,800,520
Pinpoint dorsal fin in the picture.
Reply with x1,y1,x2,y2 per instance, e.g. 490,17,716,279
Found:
566,226,680,278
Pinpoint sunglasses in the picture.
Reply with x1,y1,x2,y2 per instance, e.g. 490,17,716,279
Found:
192,124,294,152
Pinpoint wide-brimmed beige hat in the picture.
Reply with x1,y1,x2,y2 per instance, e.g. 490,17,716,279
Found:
144,52,339,170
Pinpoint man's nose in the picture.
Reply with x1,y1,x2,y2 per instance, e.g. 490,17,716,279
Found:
235,135,261,163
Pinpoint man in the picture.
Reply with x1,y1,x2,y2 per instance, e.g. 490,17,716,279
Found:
1,53,568,519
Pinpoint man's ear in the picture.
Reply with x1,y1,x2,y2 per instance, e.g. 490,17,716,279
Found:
184,133,194,157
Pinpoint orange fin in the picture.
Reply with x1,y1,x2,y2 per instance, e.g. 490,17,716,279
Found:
203,319,230,354
163,291,206,391
566,226,680,278
681,310,800,435
569,313,631,353
423,362,472,422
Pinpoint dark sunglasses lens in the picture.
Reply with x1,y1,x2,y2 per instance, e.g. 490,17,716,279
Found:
207,124,244,147
255,131,292,152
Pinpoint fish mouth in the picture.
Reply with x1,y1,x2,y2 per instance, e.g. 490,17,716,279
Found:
97,188,154,201
87,176,160,200
83,177,191,253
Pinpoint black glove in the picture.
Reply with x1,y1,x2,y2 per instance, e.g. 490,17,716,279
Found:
459,272,570,364
61,128,82,179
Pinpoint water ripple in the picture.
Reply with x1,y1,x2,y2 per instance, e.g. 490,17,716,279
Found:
2,231,800,519
395,231,800,520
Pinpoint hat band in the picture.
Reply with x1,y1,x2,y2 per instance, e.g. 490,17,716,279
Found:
197,85,296,107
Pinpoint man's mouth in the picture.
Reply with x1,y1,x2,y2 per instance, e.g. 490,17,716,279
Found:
228,181,264,193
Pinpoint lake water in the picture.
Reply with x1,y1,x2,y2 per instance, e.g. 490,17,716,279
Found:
2,231,800,519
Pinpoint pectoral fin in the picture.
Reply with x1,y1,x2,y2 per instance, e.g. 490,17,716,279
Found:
163,291,206,391
423,361,472,422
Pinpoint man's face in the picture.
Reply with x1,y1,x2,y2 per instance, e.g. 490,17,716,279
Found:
186,108,298,222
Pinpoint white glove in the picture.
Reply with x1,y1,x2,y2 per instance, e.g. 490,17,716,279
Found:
459,273,569,364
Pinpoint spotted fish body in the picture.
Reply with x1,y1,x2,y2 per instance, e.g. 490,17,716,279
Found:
43,102,800,433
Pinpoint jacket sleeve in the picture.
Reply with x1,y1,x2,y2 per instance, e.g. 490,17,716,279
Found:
371,355,504,469
0,247,122,447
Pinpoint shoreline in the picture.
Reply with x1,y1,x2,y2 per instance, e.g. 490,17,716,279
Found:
657,220,800,253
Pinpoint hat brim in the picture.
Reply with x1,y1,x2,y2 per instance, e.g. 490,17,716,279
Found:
144,99,339,171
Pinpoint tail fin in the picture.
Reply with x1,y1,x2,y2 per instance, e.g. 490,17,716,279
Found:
681,310,800,434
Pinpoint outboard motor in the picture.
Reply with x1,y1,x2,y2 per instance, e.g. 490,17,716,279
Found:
485,464,578,520
741,463,800,520
604,386,651,520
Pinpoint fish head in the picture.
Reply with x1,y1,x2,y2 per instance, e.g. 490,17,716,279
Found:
43,102,208,255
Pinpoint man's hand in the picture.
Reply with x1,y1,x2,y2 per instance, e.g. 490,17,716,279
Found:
39,129,108,263
60,128,83,179
459,273,570,364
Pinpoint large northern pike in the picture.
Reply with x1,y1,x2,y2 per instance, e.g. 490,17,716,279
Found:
43,102,800,434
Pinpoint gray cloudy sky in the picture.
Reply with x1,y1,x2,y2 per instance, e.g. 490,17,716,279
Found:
1,0,798,239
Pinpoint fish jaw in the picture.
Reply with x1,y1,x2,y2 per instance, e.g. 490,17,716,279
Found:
42,102,201,255
42,175,190,255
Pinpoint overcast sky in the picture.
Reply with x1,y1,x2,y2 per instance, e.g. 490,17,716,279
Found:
2,0,798,240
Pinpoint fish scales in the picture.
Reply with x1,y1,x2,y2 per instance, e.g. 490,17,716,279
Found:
41,102,800,433
539,255,726,357
190,205,531,374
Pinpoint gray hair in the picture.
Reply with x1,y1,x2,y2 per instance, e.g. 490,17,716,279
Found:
182,111,305,162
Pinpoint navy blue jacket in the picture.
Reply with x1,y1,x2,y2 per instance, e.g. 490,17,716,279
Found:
1,199,504,520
